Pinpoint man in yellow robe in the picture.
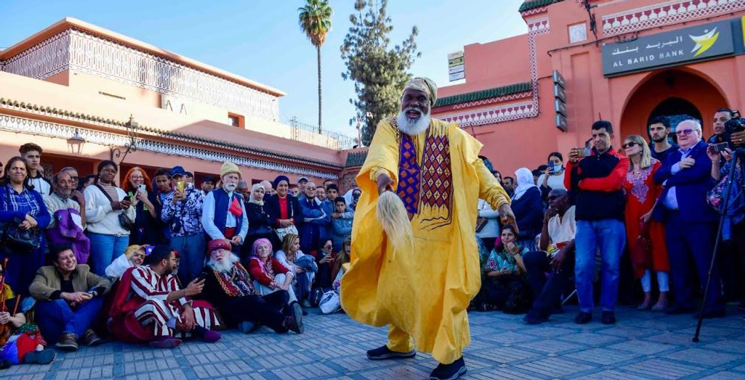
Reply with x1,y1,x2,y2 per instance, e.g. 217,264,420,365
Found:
340,77,515,380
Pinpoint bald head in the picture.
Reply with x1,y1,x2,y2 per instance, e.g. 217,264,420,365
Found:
547,188,570,214
237,180,249,195
260,180,273,194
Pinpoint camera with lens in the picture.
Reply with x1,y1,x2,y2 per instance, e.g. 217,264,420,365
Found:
725,110,745,147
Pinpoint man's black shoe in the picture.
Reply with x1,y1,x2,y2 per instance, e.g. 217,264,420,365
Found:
693,309,725,319
523,311,549,325
574,311,592,324
664,304,695,315
601,311,616,325
429,357,467,380
366,345,416,360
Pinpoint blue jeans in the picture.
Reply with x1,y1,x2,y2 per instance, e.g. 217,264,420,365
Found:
575,219,625,313
170,233,206,285
87,232,129,276
35,298,104,343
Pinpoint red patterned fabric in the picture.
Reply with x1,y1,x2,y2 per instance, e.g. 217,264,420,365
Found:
420,134,452,209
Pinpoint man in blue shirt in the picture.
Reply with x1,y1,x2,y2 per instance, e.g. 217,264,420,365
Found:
654,119,724,318
202,162,248,255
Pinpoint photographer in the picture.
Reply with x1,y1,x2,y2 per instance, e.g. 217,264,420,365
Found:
707,116,745,311
708,108,733,146
161,166,205,285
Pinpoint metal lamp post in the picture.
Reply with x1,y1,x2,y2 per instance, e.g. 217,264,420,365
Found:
110,115,139,164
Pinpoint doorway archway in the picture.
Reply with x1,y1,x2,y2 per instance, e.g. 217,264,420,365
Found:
620,69,728,139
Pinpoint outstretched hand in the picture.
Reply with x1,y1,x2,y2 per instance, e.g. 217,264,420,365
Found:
499,204,519,234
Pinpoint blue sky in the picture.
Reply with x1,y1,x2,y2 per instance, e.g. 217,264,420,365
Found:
0,0,528,137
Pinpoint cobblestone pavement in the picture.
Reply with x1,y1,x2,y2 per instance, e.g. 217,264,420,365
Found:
3,305,744,380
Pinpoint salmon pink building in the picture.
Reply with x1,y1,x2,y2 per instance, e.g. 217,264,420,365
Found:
0,18,357,187
433,0,745,175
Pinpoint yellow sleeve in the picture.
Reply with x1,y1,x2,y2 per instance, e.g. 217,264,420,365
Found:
456,126,510,210
358,119,400,189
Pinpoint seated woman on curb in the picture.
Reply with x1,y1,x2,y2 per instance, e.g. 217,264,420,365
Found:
105,245,148,280
471,225,533,313
274,234,316,308
248,238,298,306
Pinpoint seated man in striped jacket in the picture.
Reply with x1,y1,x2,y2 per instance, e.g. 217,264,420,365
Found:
109,245,221,348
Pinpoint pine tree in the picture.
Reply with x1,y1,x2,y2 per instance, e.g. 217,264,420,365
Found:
341,0,420,146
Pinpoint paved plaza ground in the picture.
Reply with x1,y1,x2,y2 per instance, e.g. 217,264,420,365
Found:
2,305,744,380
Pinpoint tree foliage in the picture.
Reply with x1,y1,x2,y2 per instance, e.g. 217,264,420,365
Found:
340,0,420,146
299,0,333,133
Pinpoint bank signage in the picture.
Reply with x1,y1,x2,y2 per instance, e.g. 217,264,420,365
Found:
448,51,465,82
602,19,735,77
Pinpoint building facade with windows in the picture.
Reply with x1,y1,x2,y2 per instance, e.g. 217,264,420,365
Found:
0,18,354,186
432,0,745,174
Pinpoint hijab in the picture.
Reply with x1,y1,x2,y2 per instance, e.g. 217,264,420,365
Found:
512,167,537,201
249,183,264,205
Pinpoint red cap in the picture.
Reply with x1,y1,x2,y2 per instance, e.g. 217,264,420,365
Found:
208,239,232,254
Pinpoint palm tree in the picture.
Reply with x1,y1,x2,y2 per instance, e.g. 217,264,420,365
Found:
298,0,332,134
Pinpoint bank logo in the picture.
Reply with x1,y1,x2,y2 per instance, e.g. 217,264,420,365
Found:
689,27,719,57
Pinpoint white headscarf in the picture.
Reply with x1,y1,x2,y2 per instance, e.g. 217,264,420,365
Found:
248,183,265,205
512,167,537,201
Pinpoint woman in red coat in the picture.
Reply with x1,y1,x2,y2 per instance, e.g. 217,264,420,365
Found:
622,135,670,311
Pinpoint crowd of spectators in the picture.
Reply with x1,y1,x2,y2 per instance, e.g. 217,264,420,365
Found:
0,108,743,368
472,110,745,329
0,145,356,367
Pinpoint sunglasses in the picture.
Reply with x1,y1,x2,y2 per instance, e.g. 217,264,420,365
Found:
622,142,639,149
676,129,694,136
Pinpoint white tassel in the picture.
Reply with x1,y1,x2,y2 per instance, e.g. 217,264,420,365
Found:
377,191,414,254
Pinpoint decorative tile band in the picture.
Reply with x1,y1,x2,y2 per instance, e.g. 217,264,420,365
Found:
521,6,549,17
439,101,536,127
1,29,280,122
0,114,338,180
450,91,533,111
527,17,550,32
602,0,745,37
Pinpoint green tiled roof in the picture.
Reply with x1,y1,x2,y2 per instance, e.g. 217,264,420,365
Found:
434,82,532,108
345,151,368,167
518,0,565,12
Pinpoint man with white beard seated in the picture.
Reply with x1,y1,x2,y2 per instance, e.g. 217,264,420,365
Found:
198,239,304,334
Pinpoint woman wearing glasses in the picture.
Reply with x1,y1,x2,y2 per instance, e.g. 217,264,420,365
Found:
622,135,669,311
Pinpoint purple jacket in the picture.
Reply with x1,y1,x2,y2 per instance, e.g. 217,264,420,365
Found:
46,208,90,264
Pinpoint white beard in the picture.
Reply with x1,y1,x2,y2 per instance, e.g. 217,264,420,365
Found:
396,108,431,136
207,253,241,273
224,183,237,192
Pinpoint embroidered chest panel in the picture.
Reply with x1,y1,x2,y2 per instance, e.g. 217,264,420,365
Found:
626,166,653,204
396,133,422,216
392,120,454,229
